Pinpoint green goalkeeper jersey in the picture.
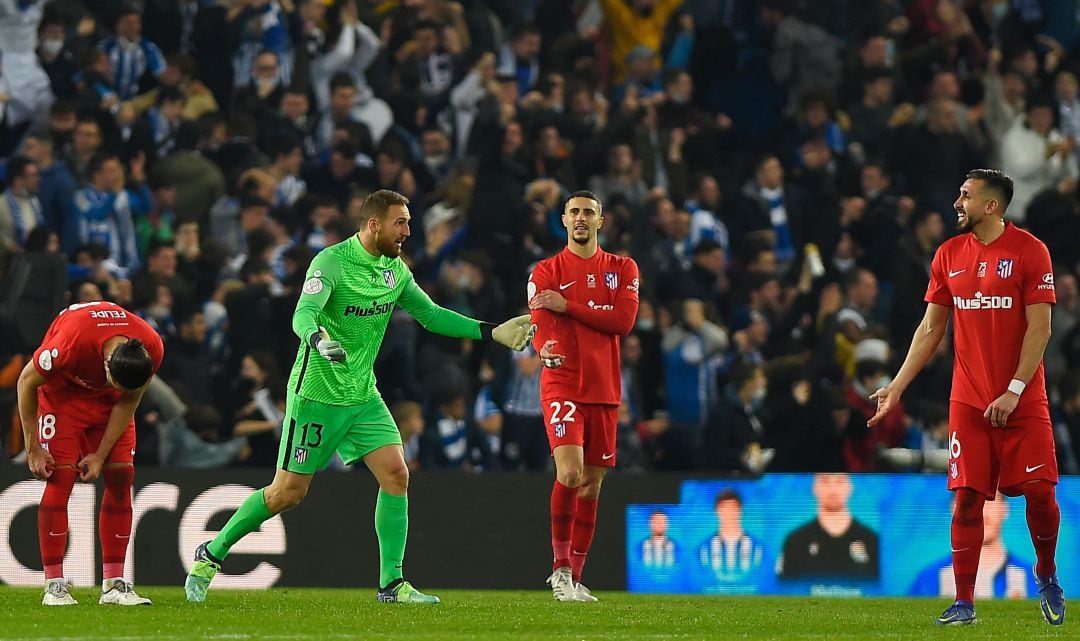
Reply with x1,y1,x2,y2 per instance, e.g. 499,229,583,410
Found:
288,235,483,405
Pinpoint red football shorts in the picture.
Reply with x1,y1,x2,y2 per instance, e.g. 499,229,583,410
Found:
947,401,1058,499
542,398,618,467
37,386,136,467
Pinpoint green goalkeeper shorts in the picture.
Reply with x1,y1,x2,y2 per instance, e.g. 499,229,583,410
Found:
277,391,402,474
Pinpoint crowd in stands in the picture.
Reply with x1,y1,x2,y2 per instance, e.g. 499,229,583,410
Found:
1,0,1080,476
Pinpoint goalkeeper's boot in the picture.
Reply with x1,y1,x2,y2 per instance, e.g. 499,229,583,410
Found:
99,578,152,605
935,600,976,625
1034,566,1066,625
546,566,576,602
42,578,77,606
574,582,599,603
185,541,222,603
377,579,440,604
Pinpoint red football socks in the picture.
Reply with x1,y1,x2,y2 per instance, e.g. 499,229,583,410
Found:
570,496,598,583
1022,481,1060,577
100,466,134,580
38,468,77,580
951,488,985,603
551,480,576,571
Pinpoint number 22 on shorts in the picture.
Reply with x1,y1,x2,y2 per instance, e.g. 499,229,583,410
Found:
548,401,578,425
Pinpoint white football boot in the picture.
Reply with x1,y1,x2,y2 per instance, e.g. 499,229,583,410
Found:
99,578,152,605
574,582,599,602
42,578,77,606
546,566,576,602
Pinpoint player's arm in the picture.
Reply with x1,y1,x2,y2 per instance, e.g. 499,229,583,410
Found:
868,302,951,426
985,302,1052,428
398,272,533,349
530,260,641,336
292,251,339,347
16,361,53,480
79,383,149,481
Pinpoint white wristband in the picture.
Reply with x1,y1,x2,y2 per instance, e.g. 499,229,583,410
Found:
1007,378,1026,396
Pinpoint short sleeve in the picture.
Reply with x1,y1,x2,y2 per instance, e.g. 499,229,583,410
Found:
925,246,953,307
32,320,71,380
1022,240,1057,306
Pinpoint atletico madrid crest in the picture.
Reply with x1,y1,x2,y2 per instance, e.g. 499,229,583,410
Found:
294,448,308,465
604,272,618,289
383,269,397,288
997,259,1013,279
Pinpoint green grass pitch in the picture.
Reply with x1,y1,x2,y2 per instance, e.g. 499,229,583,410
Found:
0,587,1071,640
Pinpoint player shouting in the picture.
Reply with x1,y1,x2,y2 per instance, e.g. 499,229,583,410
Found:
529,190,640,601
17,301,163,605
870,169,1065,626
185,189,534,604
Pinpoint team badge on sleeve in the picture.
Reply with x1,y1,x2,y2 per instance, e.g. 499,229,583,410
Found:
38,348,59,371
604,272,618,290
303,277,323,295
997,259,1013,279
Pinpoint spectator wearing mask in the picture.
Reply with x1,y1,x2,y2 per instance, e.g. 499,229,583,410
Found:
1000,96,1078,222
841,339,907,472
703,361,774,473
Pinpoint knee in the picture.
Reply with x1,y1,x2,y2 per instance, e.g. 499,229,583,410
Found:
954,489,985,524
102,465,134,493
1022,480,1055,507
265,484,308,513
42,468,77,500
577,476,603,500
557,465,584,488
381,463,409,495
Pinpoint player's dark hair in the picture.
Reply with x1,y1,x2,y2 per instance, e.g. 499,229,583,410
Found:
360,189,410,222
108,338,153,390
715,488,742,507
565,190,602,216
965,169,1014,212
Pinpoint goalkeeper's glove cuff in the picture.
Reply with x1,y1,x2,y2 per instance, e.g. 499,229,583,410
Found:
308,331,322,350
479,321,496,342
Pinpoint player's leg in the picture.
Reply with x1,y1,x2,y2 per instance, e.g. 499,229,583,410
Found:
34,403,78,605
937,402,993,625
343,397,437,604
545,398,586,601
999,415,1064,624
569,404,617,601
94,423,151,605
186,393,336,603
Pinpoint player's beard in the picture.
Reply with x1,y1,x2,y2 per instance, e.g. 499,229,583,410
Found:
956,208,973,232
571,226,592,246
376,228,405,257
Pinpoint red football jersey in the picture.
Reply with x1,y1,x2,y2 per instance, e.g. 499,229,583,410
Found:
925,223,1056,418
33,301,164,403
529,247,640,405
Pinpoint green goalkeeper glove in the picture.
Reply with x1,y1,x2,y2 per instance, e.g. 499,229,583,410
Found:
483,315,536,351
309,326,347,363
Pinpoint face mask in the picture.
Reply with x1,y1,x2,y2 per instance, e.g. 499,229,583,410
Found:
992,2,1008,21
875,375,892,390
833,256,855,273
636,319,656,332
669,92,690,105
457,273,473,290
256,77,279,95
424,153,449,171
41,38,64,56
147,303,170,320
864,187,883,200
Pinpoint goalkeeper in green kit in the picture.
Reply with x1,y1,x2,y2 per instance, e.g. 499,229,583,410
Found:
184,190,534,604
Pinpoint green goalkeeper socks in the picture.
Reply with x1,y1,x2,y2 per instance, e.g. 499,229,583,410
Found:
375,489,408,588
207,488,273,561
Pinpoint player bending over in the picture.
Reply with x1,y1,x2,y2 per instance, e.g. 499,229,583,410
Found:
185,189,534,604
18,301,163,605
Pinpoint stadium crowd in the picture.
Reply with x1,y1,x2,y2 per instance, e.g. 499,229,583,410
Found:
1,0,1080,476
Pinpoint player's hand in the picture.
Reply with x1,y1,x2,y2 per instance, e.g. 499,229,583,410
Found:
77,452,104,482
492,314,536,351
868,382,902,427
27,447,55,480
529,289,568,313
311,326,346,363
984,392,1020,429
539,339,565,368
